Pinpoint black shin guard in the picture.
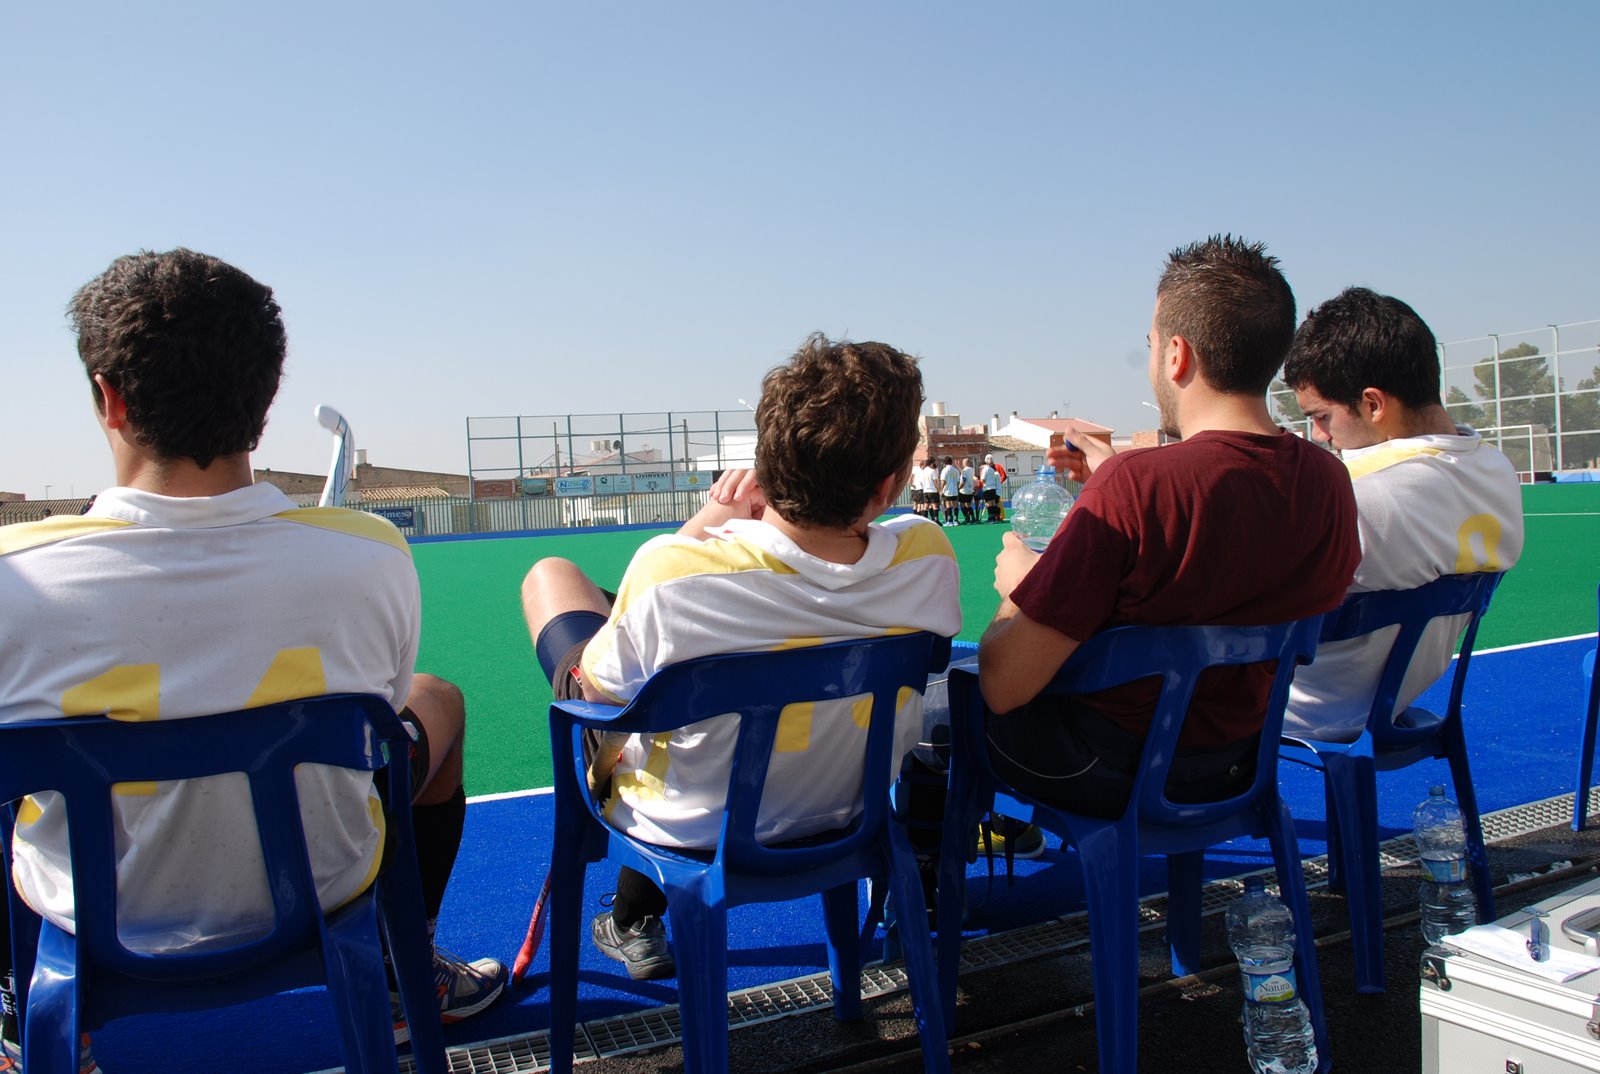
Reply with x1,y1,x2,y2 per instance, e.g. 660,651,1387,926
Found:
411,785,467,924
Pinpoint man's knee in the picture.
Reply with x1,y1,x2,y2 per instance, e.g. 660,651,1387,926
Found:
409,673,465,749
522,556,582,604
407,674,465,802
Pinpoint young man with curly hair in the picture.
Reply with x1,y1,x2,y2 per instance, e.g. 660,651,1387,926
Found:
520,334,961,980
0,249,504,1069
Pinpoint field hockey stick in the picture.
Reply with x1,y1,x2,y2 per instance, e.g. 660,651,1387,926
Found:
511,872,552,982
315,405,354,507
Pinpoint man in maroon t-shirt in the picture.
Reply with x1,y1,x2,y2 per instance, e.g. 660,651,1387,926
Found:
980,235,1360,818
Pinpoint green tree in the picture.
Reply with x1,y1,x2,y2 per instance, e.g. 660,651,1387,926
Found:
1470,342,1555,430
1445,385,1486,430
1559,362,1600,468
1269,379,1306,427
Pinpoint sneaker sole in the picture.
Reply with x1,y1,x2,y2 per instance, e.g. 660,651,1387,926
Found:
621,954,676,981
594,939,677,981
394,975,507,1045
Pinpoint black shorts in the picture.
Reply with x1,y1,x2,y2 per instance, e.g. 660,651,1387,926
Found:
535,605,612,700
985,695,1256,820
983,490,1000,504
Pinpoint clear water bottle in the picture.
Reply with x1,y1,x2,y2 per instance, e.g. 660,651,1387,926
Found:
1010,467,1074,551
1414,785,1479,944
1226,876,1317,1074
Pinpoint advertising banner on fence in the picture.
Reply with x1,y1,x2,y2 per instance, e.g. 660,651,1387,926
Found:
554,476,595,497
631,472,673,493
673,471,712,491
594,474,634,494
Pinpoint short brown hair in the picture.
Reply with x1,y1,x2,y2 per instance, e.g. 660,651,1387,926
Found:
1155,234,1295,396
755,334,923,528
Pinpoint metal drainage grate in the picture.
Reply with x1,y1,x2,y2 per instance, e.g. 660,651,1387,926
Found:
332,786,1594,1074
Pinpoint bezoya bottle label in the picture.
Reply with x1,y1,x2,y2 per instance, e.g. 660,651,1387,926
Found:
1241,965,1298,1005
1421,855,1468,884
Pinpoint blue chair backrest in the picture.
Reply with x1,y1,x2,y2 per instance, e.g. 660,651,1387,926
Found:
0,694,408,984
554,632,951,876
1315,572,1503,750
1035,617,1323,824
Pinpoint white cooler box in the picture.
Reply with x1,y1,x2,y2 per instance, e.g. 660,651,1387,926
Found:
1422,873,1600,1073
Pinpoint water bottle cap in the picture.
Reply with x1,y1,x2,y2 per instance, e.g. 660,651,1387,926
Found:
1243,875,1266,893
1429,785,1445,797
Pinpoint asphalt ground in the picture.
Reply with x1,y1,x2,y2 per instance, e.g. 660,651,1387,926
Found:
563,815,1600,1074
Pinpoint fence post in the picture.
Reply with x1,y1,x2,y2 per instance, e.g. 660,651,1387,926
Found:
1552,324,1564,471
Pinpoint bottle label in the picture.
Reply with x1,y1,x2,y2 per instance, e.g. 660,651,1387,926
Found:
1421,856,1468,884
1241,965,1298,1005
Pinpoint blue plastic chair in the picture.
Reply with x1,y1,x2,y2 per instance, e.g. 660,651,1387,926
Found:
939,617,1328,1074
1574,585,1600,832
0,695,446,1074
1281,571,1503,993
545,632,953,1074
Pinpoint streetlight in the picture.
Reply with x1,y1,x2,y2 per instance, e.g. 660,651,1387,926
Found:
737,399,755,412
43,485,52,500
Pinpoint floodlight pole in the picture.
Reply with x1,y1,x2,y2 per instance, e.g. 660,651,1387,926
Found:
1489,333,1503,434
1551,324,1564,471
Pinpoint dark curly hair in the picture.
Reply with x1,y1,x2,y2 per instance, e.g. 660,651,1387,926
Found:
755,334,923,528
1155,234,1296,396
69,248,286,468
1282,286,1441,410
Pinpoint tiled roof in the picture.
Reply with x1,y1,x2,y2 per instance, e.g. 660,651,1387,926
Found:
985,435,1040,452
353,485,452,502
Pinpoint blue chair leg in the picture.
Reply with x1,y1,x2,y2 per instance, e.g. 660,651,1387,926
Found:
1075,825,1140,1074
23,925,82,1074
318,900,402,1074
546,859,588,1074
378,876,448,1074
1575,651,1597,832
1165,850,1205,977
665,877,731,1074
821,882,863,1022
1267,801,1330,1073
886,829,952,1074
933,823,968,1038
1325,755,1385,993
1322,776,1344,893
1443,725,1496,923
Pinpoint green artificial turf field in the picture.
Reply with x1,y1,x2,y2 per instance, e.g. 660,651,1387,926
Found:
414,485,1600,798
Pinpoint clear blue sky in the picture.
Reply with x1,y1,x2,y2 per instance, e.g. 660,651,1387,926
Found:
4,1,1597,498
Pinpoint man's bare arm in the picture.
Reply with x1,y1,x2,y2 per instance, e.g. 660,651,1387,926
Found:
678,468,766,539
979,599,1081,714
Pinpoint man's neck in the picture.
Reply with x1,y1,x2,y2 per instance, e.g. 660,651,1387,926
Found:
762,511,874,565
116,452,255,498
1175,392,1280,441
1383,403,1459,440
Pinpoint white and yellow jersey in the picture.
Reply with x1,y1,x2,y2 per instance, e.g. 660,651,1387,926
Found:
1285,428,1524,742
0,483,419,952
582,513,961,849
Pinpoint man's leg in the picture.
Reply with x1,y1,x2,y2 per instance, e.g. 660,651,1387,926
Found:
521,557,611,651
520,559,676,981
397,673,506,1032
984,698,1139,821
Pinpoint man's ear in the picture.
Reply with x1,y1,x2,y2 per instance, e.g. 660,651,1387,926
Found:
1167,334,1194,384
93,374,129,429
1359,387,1389,425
